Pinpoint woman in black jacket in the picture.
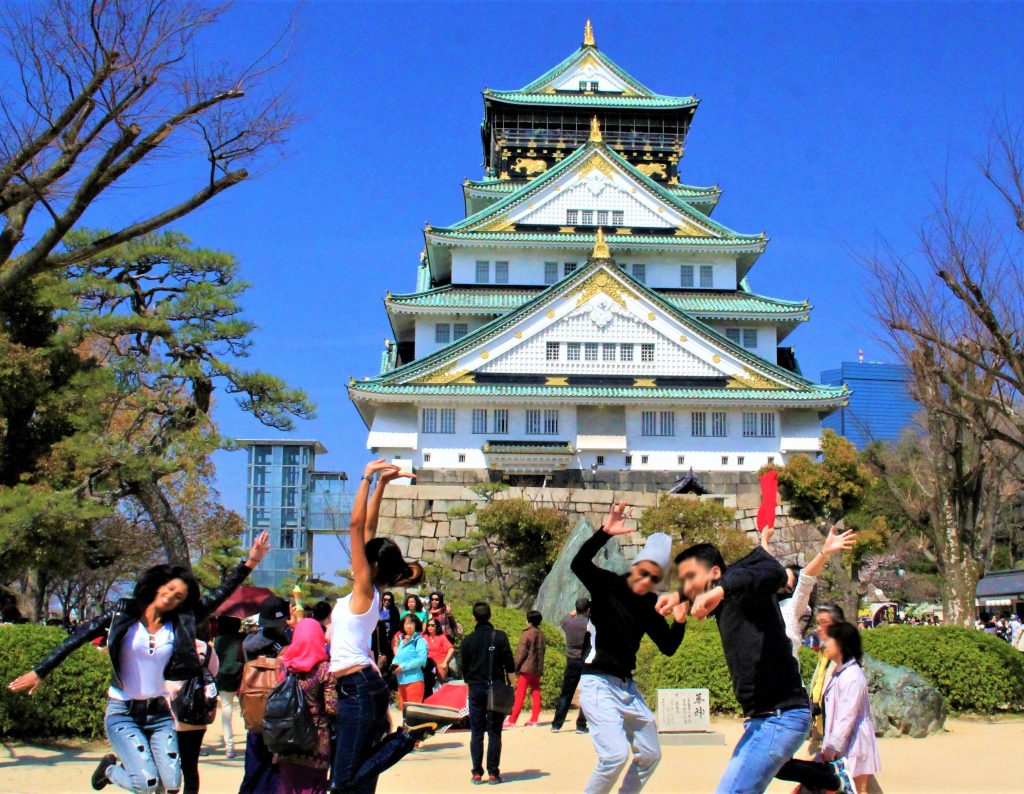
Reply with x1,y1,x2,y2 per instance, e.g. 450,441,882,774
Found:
7,531,271,793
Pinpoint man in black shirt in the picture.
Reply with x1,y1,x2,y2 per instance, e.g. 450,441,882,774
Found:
570,501,688,794
551,596,591,733
661,543,850,794
459,602,515,785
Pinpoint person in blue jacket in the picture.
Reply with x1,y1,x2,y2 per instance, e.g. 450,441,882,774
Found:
391,614,428,709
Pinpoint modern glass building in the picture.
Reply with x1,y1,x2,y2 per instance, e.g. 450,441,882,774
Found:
820,362,917,448
237,440,353,588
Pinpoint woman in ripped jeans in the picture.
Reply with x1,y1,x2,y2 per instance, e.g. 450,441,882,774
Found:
7,532,271,793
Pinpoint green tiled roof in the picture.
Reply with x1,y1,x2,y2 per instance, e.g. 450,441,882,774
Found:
429,230,766,249
485,90,698,109
350,382,847,402
464,177,720,203
438,141,759,242
386,285,809,317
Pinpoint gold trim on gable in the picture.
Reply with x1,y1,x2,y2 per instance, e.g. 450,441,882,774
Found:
578,153,615,179
479,214,513,232
545,376,569,386
567,270,639,310
726,368,784,390
411,363,469,385
633,378,656,388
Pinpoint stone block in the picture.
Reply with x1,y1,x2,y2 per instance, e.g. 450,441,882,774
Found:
451,519,467,538
436,521,451,538
588,490,616,505
629,492,659,508
409,538,424,558
423,538,439,552
380,499,397,518
396,500,413,518
422,523,437,538
391,517,421,537
452,554,471,573
387,485,420,500
391,535,410,555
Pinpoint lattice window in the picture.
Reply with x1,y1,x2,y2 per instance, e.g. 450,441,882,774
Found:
589,81,599,91
581,210,594,225
472,409,487,434
495,261,509,284
725,328,741,344
597,455,605,465
422,408,438,433
546,341,560,361
526,409,542,435
440,408,456,434
743,328,758,348
631,263,646,284
602,343,616,361
564,262,578,276
699,265,714,288
761,412,776,437
712,411,727,437
544,409,559,434
677,455,685,465
692,412,707,437
453,323,468,340
721,456,729,465
612,210,624,225
642,411,656,436
620,344,634,361
660,411,675,436
737,456,745,466
743,412,775,437
743,412,757,437
566,209,579,225
585,342,599,361
544,262,559,284
567,342,581,361
476,261,489,283
424,453,431,462
578,80,587,91
493,409,509,434
641,343,655,362
680,265,694,288
596,210,609,226
435,324,450,344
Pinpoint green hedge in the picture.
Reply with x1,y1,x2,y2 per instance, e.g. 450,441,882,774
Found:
451,605,567,708
861,625,1024,713
0,624,109,739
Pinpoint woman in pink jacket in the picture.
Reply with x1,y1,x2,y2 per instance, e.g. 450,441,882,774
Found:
820,622,881,793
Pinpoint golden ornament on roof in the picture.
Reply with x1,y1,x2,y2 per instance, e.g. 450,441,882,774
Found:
583,19,596,47
592,226,610,259
589,116,603,143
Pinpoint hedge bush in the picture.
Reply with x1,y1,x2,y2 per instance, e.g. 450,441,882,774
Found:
451,604,567,708
0,624,110,739
861,625,1024,713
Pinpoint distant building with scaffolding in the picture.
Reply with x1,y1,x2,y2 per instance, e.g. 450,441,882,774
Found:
236,439,353,588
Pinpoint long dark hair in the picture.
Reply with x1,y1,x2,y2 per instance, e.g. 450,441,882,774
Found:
827,621,863,664
366,537,423,588
133,564,200,616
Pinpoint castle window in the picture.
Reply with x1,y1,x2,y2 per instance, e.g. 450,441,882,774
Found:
620,344,633,361
422,408,438,433
596,210,609,226
458,453,466,463
641,343,655,362
440,408,456,434
567,342,581,361
743,329,758,349
435,323,450,344
453,323,468,340
602,343,616,361
472,409,487,434
596,455,605,466
544,409,559,435
726,328,741,344
546,341,560,361
526,409,542,435
492,409,509,434
737,456,745,466
564,262,578,277
581,210,594,225
424,453,431,462
544,261,559,284
721,456,729,466
767,455,775,464
691,412,707,437
677,455,685,465
495,261,509,284
585,342,599,361
699,265,714,289
641,455,649,464
680,265,694,288
743,411,776,438
712,411,728,437
476,261,489,283
566,210,579,225
631,263,646,284
625,455,632,465
612,210,624,226
642,410,676,437
589,81,599,91
578,80,587,91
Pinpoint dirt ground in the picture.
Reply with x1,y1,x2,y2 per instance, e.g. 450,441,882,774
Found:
0,708,1020,793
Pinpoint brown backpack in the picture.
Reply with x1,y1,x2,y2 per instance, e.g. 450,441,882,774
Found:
238,655,283,733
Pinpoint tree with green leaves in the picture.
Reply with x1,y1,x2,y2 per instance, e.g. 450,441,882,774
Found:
638,495,751,563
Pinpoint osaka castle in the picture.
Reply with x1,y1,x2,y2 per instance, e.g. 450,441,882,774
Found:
348,21,848,487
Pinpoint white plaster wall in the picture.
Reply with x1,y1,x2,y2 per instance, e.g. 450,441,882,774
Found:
414,315,491,358
705,323,778,362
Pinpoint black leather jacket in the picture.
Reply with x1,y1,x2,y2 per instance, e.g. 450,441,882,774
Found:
34,560,252,694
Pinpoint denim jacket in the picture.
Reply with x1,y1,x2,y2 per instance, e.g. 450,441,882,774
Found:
34,561,252,695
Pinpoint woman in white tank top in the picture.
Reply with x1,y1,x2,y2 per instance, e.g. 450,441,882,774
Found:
329,459,457,793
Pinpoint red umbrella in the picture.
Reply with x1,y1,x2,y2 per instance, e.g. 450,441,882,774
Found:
214,586,276,619
425,681,469,713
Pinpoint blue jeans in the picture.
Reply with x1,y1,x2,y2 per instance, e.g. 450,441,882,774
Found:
715,707,813,794
104,697,181,794
467,684,503,777
579,673,661,794
331,667,415,794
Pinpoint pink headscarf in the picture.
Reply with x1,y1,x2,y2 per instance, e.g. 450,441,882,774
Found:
280,617,327,673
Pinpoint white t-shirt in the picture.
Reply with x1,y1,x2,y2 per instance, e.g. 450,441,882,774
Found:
329,589,380,673
108,622,174,700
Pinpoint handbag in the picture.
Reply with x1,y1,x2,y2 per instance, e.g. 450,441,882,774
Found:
485,630,516,714
171,645,218,726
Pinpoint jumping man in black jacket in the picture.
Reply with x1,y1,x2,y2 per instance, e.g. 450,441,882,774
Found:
659,543,852,794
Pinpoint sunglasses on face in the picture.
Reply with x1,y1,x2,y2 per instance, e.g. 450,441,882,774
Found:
635,567,661,584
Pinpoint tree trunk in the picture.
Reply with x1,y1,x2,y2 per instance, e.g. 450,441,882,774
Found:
18,567,50,622
937,548,981,627
132,478,192,568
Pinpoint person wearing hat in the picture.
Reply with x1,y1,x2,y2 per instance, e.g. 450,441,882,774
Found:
243,595,292,660
570,501,689,794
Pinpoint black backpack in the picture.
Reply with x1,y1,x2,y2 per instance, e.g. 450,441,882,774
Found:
262,672,317,756
170,647,218,726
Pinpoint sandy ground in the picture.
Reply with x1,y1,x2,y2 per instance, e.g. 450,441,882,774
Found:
0,708,1021,794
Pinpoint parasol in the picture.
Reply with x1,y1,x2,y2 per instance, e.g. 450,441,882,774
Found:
214,585,276,619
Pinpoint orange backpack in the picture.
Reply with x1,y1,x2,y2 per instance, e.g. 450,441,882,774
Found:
238,655,282,733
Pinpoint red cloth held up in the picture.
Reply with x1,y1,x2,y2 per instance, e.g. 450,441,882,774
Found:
756,470,779,533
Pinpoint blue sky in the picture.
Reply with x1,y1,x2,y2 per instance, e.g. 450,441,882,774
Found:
38,2,1024,574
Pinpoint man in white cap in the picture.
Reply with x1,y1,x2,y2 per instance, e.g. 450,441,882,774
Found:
570,500,689,794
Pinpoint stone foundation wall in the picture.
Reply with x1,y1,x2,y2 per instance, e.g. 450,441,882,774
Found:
376,475,818,584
